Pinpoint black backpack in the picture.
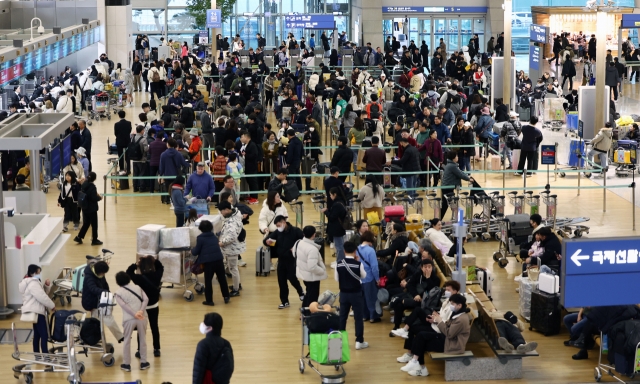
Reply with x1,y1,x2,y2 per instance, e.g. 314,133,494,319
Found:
50,309,80,342
210,339,234,384
80,317,102,346
127,136,144,161
238,228,247,242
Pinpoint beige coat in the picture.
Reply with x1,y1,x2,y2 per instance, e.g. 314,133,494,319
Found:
19,277,55,316
357,183,385,208
295,238,328,282
591,127,613,153
437,310,471,354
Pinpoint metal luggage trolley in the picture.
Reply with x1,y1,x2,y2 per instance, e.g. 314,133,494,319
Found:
593,331,639,383
541,97,566,131
524,191,540,216
164,250,204,302
90,93,111,121
12,319,85,384
311,194,327,239
612,140,638,177
426,193,442,220
298,308,347,384
52,249,114,307
507,191,525,215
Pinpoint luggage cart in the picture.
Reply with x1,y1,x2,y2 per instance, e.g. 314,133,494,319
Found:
492,215,533,268
507,192,525,215
52,249,114,307
426,193,442,220
12,319,84,384
163,251,204,302
541,97,566,131
524,191,540,216
612,140,637,177
90,93,111,121
298,308,347,384
558,139,590,178
311,194,327,239
593,331,639,383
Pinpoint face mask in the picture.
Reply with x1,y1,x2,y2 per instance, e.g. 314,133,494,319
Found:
277,226,285,232
450,304,457,313
309,127,315,132
444,291,452,298
33,274,41,280
199,322,210,335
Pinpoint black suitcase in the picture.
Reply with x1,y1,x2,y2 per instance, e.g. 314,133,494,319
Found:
505,214,533,245
317,162,331,174
529,289,561,336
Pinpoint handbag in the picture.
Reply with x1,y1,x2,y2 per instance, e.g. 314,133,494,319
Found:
527,265,540,281
392,251,408,280
21,311,39,323
191,262,205,275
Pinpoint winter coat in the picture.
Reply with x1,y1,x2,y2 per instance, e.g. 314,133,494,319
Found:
475,115,494,139
285,136,303,170
159,148,188,177
520,124,543,152
126,260,164,307
605,65,620,87
218,209,246,257
263,222,304,262
295,237,327,282
19,277,55,316
407,270,441,297
56,95,73,113
587,305,640,334
330,145,355,174
357,182,385,209
591,127,613,153
417,138,443,167
460,128,476,157
80,180,101,213
391,145,421,172
442,159,470,188
562,60,576,77
192,332,234,384
191,232,225,264
185,171,215,199
438,309,472,354
148,137,167,167
81,264,110,311
376,231,410,259
114,283,148,323
326,198,347,239
356,244,379,284
258,201,289,233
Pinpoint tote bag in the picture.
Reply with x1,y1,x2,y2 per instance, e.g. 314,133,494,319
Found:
309,330,350,364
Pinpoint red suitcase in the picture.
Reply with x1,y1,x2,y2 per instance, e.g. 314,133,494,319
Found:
384,205,405,222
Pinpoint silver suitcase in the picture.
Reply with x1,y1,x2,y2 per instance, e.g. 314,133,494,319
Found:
256,246,271,276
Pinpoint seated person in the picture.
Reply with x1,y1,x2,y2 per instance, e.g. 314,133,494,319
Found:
14,174,30,190
17,162,31,188
572,305,640,360
523,226,561,272
425,218,454,255
516,213,544,266
446,236,467,260
563,307,590,346
376,223,410,261
390,259,440,335
493,310,538,353
398,293,471,377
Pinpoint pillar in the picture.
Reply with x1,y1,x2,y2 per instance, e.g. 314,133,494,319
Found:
105,0,133,69
503,0,512,109
487,0,504,45
353,0,383,49
594,10,608,130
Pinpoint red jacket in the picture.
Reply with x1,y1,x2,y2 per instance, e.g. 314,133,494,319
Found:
417,138,444,166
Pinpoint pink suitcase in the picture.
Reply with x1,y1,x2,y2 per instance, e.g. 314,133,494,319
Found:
384,205,405,222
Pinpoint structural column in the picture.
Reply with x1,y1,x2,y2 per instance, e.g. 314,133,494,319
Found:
594,10,607,130
105,0,133,69
352,0,383,49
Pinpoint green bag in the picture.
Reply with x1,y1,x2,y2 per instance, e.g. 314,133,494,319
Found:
309,330,350,364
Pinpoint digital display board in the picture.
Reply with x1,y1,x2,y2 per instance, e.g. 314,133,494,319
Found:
284,15,335,29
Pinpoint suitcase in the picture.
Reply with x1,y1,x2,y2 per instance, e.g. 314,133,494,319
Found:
506,214,533,245
568,139,585,168
99,291,115,316
538,272,559,294
529,289,562,336
384,205,405,222
72,264,86,293
614,352,635,375
519,277,539,321
517,105,531,122
256,246,271,276
488,155,501,170
476,267,493,299
317,162,331,174
511,149,521,170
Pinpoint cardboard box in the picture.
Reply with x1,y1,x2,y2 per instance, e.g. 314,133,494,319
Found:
137,224,166,255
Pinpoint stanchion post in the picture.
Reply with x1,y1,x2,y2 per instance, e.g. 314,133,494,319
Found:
633,181,637,231
502,153,506,190
483,142,488,183
577,165,581,196
603,172,607,212
554,142,558,182
103,175,107,221
523,169,527,196
427,160,431,191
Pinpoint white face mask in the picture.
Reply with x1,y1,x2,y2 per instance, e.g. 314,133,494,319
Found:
449,304,457,313
444,290,452,298
309,127,315,132
33,274,41,280
199,322,210,335
277,226,285,232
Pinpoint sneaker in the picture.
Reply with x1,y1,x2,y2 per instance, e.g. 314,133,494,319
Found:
299,293,305,301
278,303,290,309
238,259,247,267
330,242,335,249
390,316,394,323
382,305,390,311
349,310,354,317
73,236,83,244
330,261,337,269
62,226,68,232
400,359,420,372
73,225,79,231
224,297,230,304
229,290,240,297
202,301,215,306
408,366,429,377
397,353,413,363
391,328,409,339
499,337,515,352
135,351,141,359
355,341,369,350
270,264,276,271
517,341,538,353
140,362,150,370
153,349,161,357
91,240,103,245
514,274,522,282
120,364,131,372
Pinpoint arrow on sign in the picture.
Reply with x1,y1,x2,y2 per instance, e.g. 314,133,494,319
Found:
571,249,590,266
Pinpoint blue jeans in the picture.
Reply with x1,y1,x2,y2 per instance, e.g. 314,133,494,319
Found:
459,155,471,171
407,241,419,254
361,281,380,320
587,149,608,171
502,146,513,168
33,314,48,353
405,175,418,197
339,291,365,343
334,235,345,262
564,313,587,339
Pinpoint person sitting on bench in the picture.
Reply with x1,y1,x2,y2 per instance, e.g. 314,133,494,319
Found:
397,293,471,377
492,310,538,353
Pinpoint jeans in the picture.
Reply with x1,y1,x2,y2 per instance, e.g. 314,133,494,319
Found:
564,313,588,339
339,291,365,343
407,241,419,254
587,149,608,171
201,133,215,162
277,259,303,304
63,200,79,227
333,234,346,262
459,155,471,171
203,260,229,303
405,175,418,197
33,314,48,353
302,281,321,308
361,281,380,320
502,146,513,168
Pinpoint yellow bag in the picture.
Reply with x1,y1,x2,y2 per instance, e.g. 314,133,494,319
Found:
351,135,356,145
367,211,381,236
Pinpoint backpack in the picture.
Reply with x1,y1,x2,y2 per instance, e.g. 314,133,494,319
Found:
77,190,88,209
79,317,102,346
368,102,380,119
209,338,234,384
421,286,442,310
427,91,439,109
127,136,144,161
151,69,160,83
50,309,80,342
238,228,246,242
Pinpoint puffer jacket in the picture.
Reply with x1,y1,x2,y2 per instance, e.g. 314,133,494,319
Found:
294,238,327,282
591,127,613,153
437,308,472,354
258,200,289,233
19,277,55,315
474,114,494,139
218,209,246,257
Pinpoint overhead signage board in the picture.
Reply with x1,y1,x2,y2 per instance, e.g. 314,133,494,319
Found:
206,10,222,28
529,45,540,70
284,15,335,29
621,14,640,28
382,7,488,13
529,24,548,43
562,237,640,307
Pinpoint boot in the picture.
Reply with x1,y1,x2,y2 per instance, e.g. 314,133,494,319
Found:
564,335,578,346
572,334,586,349
572,349,588,360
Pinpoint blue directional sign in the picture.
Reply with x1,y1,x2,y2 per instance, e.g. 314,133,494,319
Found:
562,237,640,307
621,14,640,28
284,15,334,30
529,45,540,70
206,10,222,29
529,24,548,44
